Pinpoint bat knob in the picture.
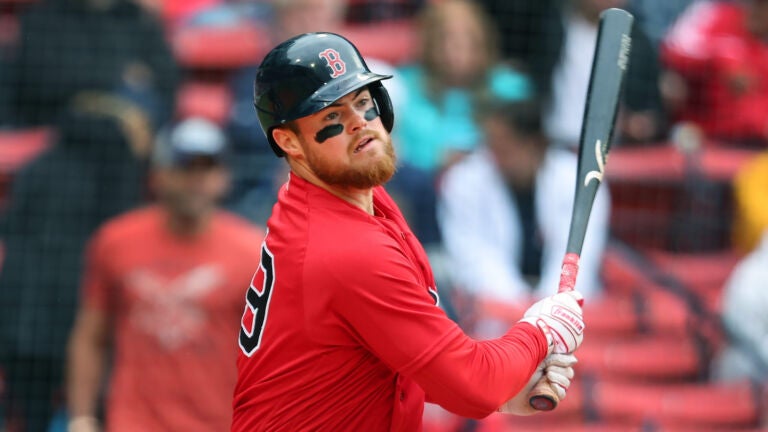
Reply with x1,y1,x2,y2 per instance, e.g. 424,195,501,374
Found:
529,395,557,411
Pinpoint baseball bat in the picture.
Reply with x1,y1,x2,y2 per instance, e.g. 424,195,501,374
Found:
527,8,634,412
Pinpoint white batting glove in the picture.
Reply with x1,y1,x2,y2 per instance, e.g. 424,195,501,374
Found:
498,353,578,415
541,353,577,401
519,291,584,354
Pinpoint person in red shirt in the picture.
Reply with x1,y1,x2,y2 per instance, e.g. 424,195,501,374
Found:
661,0,768,145
233,33,585,431
66,118,264,432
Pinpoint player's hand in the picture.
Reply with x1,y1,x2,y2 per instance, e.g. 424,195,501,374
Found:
540,353,577,401
67,416,100,432
498,353,578,415
519,291,584,354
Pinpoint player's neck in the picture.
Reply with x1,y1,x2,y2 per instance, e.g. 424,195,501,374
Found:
290,164,375,215
164,207,214,238
324,184,375,215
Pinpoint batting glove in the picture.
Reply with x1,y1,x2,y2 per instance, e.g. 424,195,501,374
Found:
541,353,577,400
519,291,584,354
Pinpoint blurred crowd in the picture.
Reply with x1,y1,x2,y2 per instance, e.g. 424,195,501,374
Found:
0,0,767,431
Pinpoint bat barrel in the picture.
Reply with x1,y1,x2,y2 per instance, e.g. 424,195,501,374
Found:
565,7,633,256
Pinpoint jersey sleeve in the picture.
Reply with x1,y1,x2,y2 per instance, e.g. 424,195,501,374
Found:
315,238,548,418
80,230,114,312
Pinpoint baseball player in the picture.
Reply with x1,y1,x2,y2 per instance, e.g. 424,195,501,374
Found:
233,32,585,431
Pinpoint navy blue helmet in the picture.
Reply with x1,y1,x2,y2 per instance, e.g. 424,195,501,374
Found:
254,32,394,157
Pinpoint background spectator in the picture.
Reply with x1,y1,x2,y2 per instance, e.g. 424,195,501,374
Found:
394,0,531,174
661,0,768,146
390,0,531,245
712,230,768,383
541,0,663,147
0,93,152,432
477,0,561,94
438,100,608,307
66,118,263,432
626,0,694,47
6,0,179,128
732,151,768,253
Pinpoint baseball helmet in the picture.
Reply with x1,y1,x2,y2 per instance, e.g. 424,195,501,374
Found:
254,32,394,157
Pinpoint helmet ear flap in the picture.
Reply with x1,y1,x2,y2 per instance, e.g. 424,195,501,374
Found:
369,83,394,132
266,126,286,157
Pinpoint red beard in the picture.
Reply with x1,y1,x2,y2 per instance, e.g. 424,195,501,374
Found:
304,131,397,189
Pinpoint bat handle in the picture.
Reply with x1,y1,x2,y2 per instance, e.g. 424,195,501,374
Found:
527,253,582,411
557,253,581,295
528,380,560,411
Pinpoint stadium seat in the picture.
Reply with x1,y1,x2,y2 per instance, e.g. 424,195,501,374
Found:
172,22,269,69
602,244,647,295
585,289,690,337
607,145,757,184
0,12,18,48
340,20,417,65
0,127,51,173
593,381,762,429
0,128,51,206
176,81,232,125
646,250,742,297
699,147,759,182
505,424,644,432
577,335,702,380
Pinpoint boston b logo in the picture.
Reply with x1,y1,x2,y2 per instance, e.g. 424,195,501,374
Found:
319,48,346,78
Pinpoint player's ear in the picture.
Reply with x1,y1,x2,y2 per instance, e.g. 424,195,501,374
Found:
272,126,304,159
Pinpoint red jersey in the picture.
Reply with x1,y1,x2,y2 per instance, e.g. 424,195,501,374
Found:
83,206,264,432
661,2,768,143
233,174,548,431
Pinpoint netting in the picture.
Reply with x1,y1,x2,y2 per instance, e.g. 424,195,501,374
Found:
0,0,766,431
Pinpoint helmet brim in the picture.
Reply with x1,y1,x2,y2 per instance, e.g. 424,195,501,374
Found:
289,71,392,122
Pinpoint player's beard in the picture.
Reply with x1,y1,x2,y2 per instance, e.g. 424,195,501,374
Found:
305,131,397,189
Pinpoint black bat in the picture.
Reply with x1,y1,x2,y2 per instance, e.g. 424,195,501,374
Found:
527,7,633,412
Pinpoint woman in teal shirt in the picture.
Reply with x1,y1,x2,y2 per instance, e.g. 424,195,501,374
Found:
392,0,531,174
388,0,531,244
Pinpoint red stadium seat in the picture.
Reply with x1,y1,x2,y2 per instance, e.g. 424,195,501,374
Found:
0,128,51,208
0,13,18,48
505,424,644,432
172,23,269,69
607,145,756,183
340,20,417,65
587,289,691,337
602,245,648,295
593,381,762,429
640,249,743,317
0,128,51,174
176,81,232,125
577,335,702,380
646,250,742,296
